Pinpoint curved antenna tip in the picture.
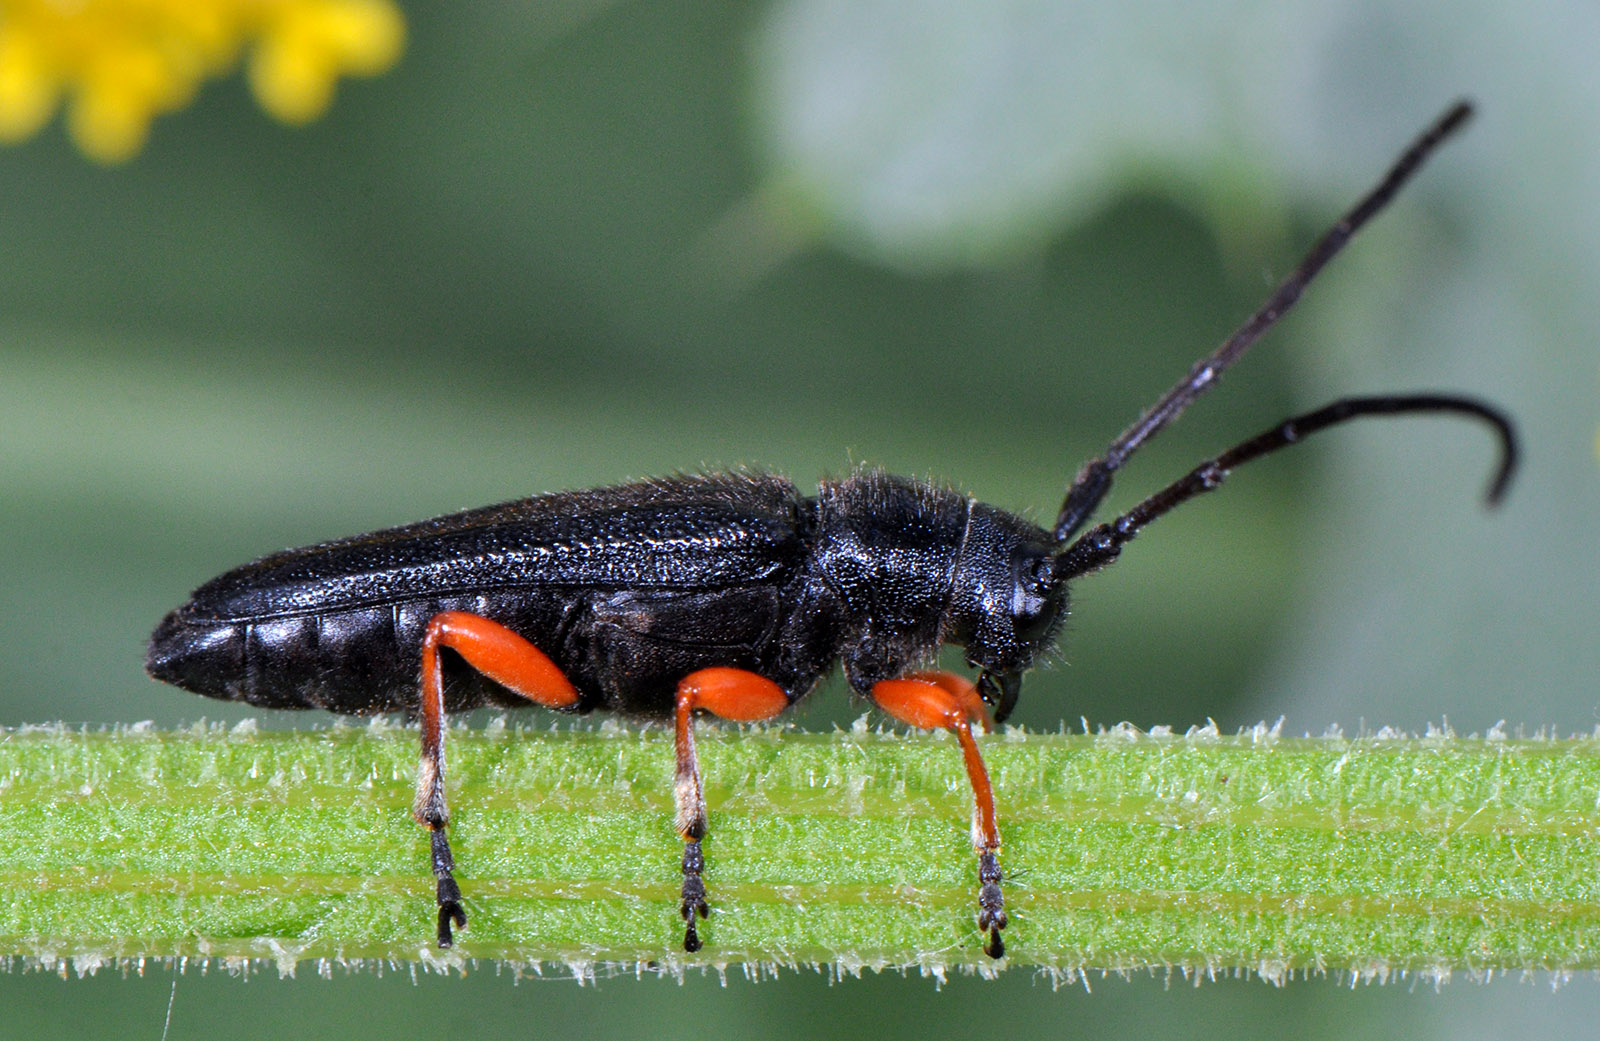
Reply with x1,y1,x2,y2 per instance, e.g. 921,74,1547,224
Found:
1442,99,1476,131
1483,431,1518,508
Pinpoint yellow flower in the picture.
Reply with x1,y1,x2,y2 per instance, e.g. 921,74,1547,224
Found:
0,0,404,163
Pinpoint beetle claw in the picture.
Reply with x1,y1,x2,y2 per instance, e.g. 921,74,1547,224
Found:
436,898,467,948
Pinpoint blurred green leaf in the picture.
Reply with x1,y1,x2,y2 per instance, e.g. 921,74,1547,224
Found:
752,0,1266,268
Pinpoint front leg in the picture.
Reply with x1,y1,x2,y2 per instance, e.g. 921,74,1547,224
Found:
871,670,1008,959
673,667,790,952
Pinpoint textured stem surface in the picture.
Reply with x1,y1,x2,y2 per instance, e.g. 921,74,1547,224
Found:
2,721,1597,979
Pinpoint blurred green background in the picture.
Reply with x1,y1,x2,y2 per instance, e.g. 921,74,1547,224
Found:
2,0,1597,1037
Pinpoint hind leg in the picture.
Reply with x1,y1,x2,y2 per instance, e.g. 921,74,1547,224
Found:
415,611,581,946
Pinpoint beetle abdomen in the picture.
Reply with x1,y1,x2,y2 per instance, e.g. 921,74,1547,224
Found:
147,590,576,713
147,473,823,715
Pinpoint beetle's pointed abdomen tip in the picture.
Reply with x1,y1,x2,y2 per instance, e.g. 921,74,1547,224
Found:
145,607,239,697
145,609,185,683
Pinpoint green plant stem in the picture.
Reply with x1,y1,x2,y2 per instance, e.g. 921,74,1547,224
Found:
2,720,1598,977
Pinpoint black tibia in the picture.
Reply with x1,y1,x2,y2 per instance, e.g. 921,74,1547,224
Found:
432,827,467,947
977,850,1007,959
681,840,709,953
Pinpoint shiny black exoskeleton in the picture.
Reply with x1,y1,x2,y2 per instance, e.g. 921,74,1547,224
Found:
146,102,1520,960
148,470,1062,722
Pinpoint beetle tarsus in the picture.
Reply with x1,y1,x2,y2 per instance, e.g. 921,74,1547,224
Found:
431,826,467,947
977,849,1007,959
681,839,709,953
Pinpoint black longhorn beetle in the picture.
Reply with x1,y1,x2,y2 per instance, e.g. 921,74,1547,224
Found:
148,101,1516,960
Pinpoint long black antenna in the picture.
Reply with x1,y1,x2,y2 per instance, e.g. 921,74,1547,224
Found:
1054,394,1518,580
1052,100,1476,544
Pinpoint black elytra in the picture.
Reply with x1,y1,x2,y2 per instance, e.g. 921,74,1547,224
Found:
147,101,1518,960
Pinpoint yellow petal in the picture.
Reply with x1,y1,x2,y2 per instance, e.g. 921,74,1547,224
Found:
0,30,58,141
316,0,405,75
68,85,153,163
0,0,406,158
248,34,336,125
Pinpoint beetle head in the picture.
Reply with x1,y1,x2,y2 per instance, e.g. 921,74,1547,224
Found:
945,505,1066,723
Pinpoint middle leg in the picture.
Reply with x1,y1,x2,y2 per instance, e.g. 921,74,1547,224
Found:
673,667,790,952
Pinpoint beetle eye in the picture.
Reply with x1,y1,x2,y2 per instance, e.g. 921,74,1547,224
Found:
1010,552,1059,646
1022,555,1054,594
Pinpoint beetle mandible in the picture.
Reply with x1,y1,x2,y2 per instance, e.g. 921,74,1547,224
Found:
147,101,1516,960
